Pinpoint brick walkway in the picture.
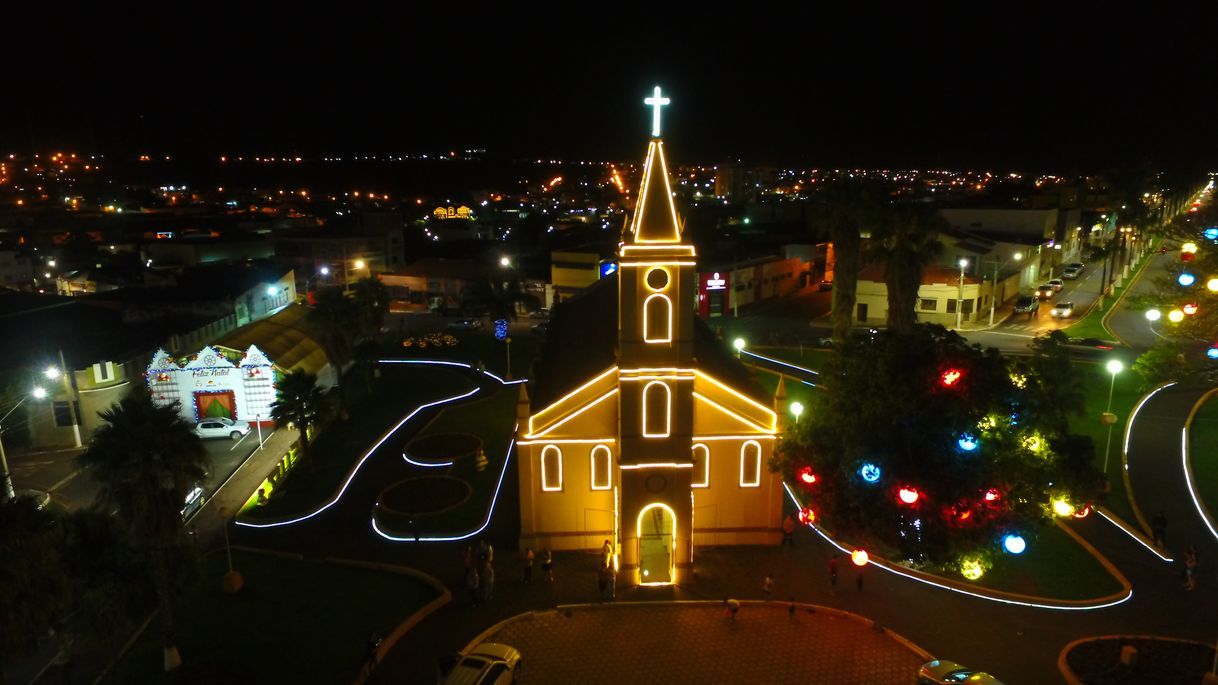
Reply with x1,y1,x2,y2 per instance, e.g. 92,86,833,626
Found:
474,602,928,684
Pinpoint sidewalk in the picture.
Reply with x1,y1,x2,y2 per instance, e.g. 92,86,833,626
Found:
189,425,299,548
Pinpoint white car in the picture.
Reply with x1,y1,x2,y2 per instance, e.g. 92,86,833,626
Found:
442,643,522,685
918,659,1004,684
1050,301,1074,318
194,417,251,440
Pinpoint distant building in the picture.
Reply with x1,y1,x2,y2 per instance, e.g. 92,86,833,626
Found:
379,258,487,312
141,232,273,267
550,251,601,304
696,255,809,318
940,207,1082,272
854,263,990,327
0,249,33,288
274,232,387,292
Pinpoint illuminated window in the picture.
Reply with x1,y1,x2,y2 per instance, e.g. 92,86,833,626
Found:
739,440,761,487
643,294,673,343
541,445,563,492
642,381,671,437
590,445,612,490
691,443,709,488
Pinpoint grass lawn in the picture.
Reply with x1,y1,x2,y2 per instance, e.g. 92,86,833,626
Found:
375,384,518,537
110,550,439,684
1189,395,1218,522
1064,238,1160,342
242,366,473,520
1069,361,1146,527
965,522,1124,599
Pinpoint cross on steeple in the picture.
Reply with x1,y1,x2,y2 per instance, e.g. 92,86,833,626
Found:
644,86,670,138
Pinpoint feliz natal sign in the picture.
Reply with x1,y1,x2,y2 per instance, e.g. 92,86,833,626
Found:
148,344,277,423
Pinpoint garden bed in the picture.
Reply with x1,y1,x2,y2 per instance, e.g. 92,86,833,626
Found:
405,432,482,463
1064,637,1212,685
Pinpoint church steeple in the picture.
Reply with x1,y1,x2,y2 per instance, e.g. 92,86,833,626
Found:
628,87,682,245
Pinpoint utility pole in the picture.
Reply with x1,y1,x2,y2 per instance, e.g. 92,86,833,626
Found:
57,350,82,448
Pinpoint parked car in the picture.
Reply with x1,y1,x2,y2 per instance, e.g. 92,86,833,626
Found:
816,279,834,292
1013,295,1039,316
181,485,206,520
441,643,522,685
528,308,550,319
1062,265,1082,280
194,417,251,441
447,318,483,331
1035,284,1055,299
531,322,549,336
1048,278,1064,292
1066,336,1116,350
1050,301,1074,318
918,659,1004,684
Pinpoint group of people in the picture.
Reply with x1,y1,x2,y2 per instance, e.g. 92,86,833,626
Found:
464,540,497,607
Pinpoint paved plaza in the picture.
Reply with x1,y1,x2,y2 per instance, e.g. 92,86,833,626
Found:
472,602,929,684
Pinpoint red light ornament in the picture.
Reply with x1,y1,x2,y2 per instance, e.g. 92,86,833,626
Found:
898,487,920,504
940,369,963,387
984,488,1000,502
798,507,816,525
851,550,869,566
1184,303,1199,316
797,466,817,485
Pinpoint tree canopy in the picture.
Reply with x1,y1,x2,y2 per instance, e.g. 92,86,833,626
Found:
777,325,1103,570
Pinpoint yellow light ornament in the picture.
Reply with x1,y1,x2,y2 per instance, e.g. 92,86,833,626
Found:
1168,309,1185,323
1208,278,1218,293
1052,498,1075,517
960,558,985,580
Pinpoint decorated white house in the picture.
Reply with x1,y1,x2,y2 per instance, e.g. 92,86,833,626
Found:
147,345,278,425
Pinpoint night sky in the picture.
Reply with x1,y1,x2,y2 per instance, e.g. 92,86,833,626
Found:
6,6,1217,173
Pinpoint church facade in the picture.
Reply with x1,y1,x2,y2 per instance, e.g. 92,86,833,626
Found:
516,95,785,585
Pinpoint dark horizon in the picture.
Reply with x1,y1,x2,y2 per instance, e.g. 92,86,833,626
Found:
6,6,1217,175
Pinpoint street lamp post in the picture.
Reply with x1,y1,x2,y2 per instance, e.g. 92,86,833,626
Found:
987,252,1024,327
1101,359,1124,473
956,258,968,330
45,353,82,448
0,387,48,501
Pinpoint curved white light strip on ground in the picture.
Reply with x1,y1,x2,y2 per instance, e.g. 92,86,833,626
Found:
1123,382,1176,461
782,482,1132,611
1182,426,1218,543
402,451,454,468
741,349,820,376
237,359,504,529
1095,508,1173,562
373,437,516,543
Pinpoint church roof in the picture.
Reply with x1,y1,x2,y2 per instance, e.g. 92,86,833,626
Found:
528,274,768,412
628,140,682,244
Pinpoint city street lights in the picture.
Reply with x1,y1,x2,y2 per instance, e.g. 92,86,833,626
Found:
956,258,969,330
987,252,1023,326
0,386,48,501
733,338,746,357
789,401,804,424
1101,359,1124,473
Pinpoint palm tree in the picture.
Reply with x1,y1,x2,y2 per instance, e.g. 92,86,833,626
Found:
76,392,208,673
270,370,329,453
818,180,888,341
351,276,390,342
868,205,946,333
309,287,358,394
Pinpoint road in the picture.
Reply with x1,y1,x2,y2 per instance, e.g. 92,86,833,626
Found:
4,427,264,511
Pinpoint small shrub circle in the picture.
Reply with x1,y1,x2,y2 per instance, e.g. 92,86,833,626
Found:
406,432,482,463
379,477,472,516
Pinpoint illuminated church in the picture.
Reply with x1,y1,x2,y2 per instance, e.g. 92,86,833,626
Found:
516,89,785,586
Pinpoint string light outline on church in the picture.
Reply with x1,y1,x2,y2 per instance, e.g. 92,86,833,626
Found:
516,88,787,586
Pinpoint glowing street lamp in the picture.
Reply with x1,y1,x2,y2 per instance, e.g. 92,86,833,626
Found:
43,366,60,380
1145,309,1162,321
354,259,366,270
851,549,869,567
732,338,746,356
1102,360,1124,473
0,386,48,500
790,401,805,423
956,258,968,329
499,256,512,268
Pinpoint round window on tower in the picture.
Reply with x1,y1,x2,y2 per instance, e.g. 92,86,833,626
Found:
645,268,669,291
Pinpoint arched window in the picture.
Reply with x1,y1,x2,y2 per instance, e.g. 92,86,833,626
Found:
643,294,673,343
590,445,612,490
739,440,761,487
691,443,709,488
541,445,563,492
642,381,671,437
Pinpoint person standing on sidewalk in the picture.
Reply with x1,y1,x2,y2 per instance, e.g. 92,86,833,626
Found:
482,562,495,601
523,548,535,583
1151,511,1168,548
763,573,774,601
541,548,554,582
781,514,795,548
